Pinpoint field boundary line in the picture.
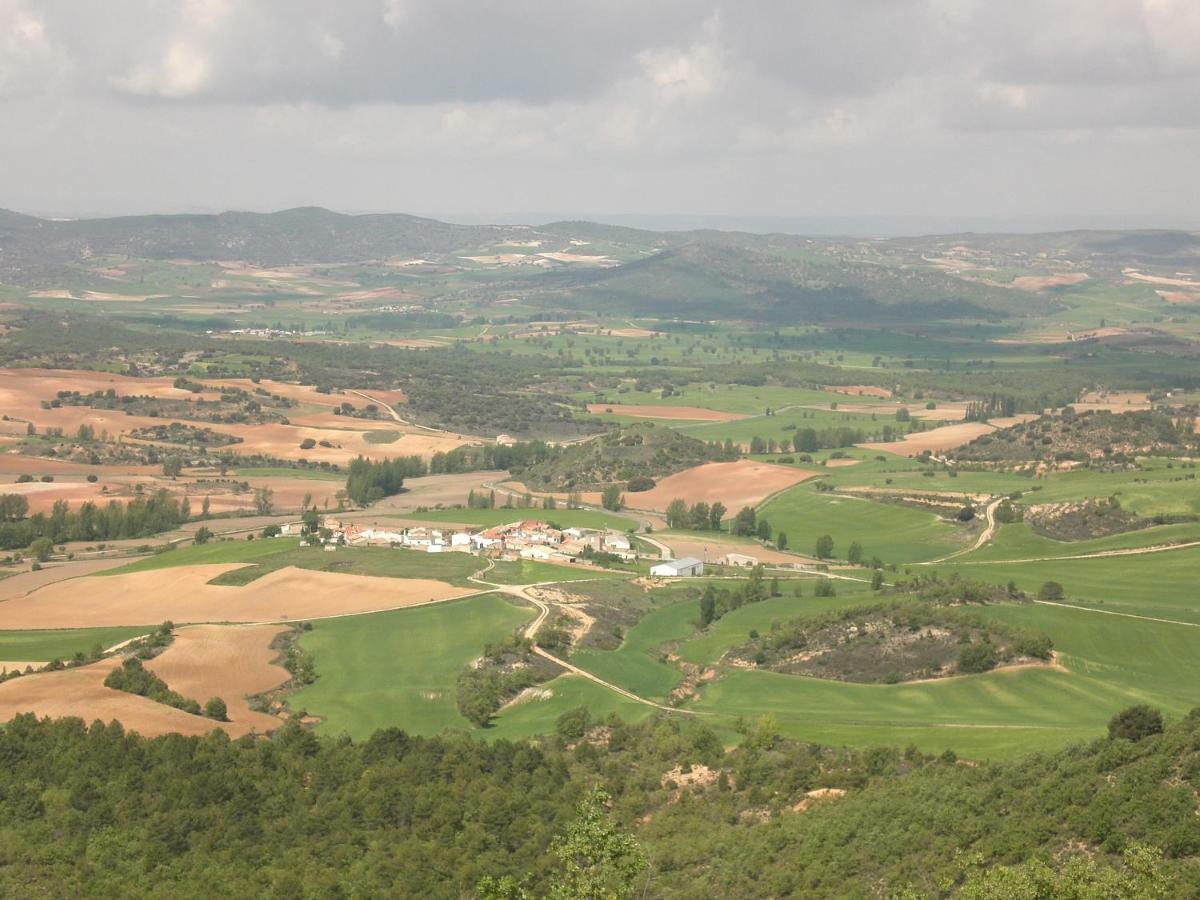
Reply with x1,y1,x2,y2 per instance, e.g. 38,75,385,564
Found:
938,538,1200,566
1033,599,1200,628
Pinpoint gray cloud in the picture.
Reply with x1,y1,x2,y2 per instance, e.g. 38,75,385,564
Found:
0,0,1197,220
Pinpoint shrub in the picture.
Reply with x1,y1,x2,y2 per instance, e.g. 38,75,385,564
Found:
625,476,656,493
957,641,997,674
204,697,228,721
299,438,317,450
1037,581,1065,602
1108,705,1164,742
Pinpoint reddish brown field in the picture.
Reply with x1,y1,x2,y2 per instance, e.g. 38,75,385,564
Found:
857,423,996,456
1011,273,1089,291
0,368,465,468
145,624,290,734
625,460,816,512
0,623,289,737
0,664,228,736
0,564,475,628
586,404,748,421
656,534,805,566
0,559,132,602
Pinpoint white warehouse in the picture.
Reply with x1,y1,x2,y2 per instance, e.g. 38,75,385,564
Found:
650,557,704,577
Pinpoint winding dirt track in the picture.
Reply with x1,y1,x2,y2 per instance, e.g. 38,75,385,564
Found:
919,497,1003,564
484,580,694,715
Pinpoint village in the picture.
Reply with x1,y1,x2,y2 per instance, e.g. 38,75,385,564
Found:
283,516,709,576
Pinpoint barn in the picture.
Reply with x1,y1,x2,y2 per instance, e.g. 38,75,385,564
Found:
650,557,704,577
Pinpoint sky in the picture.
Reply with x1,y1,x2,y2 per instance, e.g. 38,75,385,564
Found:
1,0,1199,227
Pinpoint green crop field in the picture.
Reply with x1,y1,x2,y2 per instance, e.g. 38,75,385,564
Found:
482,559,626,585
689,597,1200,759
571,601,696,701
950,520,1200,563
488,674,656,740
0,626,153,665
391,506,634,531
289,594,533,738
936,544,1200,624
103,539,486,586
759,484,972,564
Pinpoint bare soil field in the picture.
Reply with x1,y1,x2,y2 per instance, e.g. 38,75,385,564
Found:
824,384,893,398
657,534,805,566
342,470,507,516
0,661,47,673
822,458,861,467
625,460,817,512
1156,290,1200,304
1072,390,1152,412
145,624,289,734
858,423,998,456
586,404,748,422
0,663,229,737
1124,269,1200,288
0,558,134,602
1010,273,1089,291
0,564,474,628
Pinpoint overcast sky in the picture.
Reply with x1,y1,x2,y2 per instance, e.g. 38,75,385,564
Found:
2,0,1199,225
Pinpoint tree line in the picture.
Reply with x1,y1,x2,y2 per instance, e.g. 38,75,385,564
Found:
0,491,191,551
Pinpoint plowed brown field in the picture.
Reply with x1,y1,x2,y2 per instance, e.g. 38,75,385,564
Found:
0,564,474,628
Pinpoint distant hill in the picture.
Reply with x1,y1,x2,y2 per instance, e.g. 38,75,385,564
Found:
539,234,1044,320
0,206,504,280
3,205,1196,323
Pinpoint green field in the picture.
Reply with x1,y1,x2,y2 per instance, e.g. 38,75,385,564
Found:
571,601,696,701
103,539,486,586
690,598,1200,759
392,506,634,531
289,594,533,737
0,626,153,665
482,559,626,585
937,543,1200,624
759,484,972,563
488,674,656,740
950,519,1200,563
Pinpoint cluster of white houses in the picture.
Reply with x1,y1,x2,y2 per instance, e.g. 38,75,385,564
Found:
285,518,657,564
278,517,720,577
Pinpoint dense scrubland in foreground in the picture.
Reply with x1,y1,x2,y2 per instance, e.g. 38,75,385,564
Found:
0,711,1197,898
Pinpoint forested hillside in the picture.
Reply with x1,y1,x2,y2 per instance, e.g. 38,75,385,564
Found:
0,711,1195,897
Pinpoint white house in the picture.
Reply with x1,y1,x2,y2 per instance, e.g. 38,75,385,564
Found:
650,557,704,577
604,533,631,552
722,552,758,567
519,545,554,560
451,532,472,548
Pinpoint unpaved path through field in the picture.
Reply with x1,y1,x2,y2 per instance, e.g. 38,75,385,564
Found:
481,580,694,714
1033,599,1200,629
920,497,1003,564
946,538,1200,566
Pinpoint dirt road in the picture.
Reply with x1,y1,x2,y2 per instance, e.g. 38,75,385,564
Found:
485,580,693,715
